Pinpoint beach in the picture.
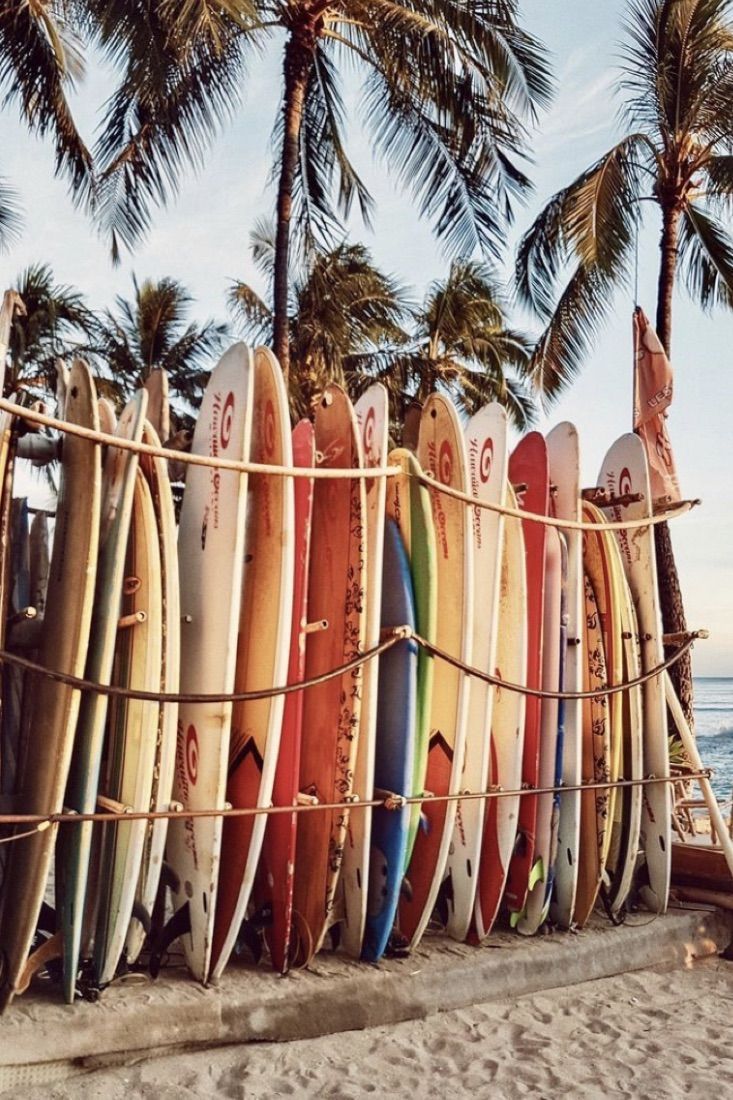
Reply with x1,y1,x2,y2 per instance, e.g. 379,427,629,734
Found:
14,955,732,1099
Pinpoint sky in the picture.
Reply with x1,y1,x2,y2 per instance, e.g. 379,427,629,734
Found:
0,1,731,674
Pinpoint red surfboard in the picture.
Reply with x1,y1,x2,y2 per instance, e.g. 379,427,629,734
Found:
255,420,315,972
503,433,548,917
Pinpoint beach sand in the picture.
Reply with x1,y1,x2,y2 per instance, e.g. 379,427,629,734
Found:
17,956,733,1099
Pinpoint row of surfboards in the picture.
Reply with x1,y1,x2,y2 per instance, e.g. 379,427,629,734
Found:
0,342,671,1010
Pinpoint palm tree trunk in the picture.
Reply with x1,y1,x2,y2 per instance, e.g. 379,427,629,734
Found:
654,202,694,731
273,32,315,385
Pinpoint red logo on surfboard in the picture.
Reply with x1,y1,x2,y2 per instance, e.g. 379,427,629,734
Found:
185,724,199,785
619,467,633,496
438,441,453,485
220,392,235,450
362,406,376,460
263,399,276,457
479,438,493,483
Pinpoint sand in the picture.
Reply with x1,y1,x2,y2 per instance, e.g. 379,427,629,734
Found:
15,957,733,1099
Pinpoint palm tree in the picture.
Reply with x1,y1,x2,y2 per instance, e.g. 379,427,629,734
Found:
3,263,96,400
381,259,536,431
82,2,552,379
91,276,228,421
0,3,92,242
230,225,410,418
514,0,733,726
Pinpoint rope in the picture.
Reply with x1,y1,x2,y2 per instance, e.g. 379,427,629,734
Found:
0,771,711,832
0,398,699,533
415,472,698,532
0,630,405,704
0,629,702,705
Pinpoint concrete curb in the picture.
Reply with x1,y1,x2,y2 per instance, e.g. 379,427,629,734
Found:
0,907,730,1089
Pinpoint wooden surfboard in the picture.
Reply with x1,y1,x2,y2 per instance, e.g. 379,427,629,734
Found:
574,573,611,928
504,433,548,916
446,404,506,942
341,385,388,958
384,448,437,873
472,485,527,941
398,394,473,949
0,361,101,1013
210,347,294,979
291,384,367,965
144,368,170,443
254,419,315,974
598,435,670,914
362,519,417,962
125,421,181,965
94,467,163,986
516,526,563,934
97,398,117,436
57,388,148,1003
582,501,624,870
166,344,254,984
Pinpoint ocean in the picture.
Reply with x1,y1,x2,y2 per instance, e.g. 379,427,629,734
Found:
693,678,733,803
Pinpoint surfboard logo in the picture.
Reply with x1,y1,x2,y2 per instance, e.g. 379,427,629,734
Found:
263,399,276,457
438,441,453,485
619,467,633,496
362,406,376,460
185,724,199,785
479,437,493,483
220,392,235,451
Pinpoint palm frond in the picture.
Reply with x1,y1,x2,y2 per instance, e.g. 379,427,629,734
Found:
679,200,733,308
228,281,273,344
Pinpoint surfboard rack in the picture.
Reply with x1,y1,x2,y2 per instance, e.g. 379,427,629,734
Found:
118,610,146,629
373,788,407,810
297,791,319,806
304,618,328,634
96,795,133,815
581,487,644,507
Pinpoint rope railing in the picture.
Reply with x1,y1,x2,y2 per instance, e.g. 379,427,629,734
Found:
0,398,699,533
0,771,712,837
0,628,705,705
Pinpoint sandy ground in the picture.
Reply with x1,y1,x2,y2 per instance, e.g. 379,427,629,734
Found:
18,957,733,1100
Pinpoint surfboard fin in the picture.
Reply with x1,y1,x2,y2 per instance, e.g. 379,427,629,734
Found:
434,874,453,927
400,876,413,902
418,811,430,835
509,908,525,929
149,902,190,978
385,930,410,959
528,857,545,892
131,900,152,935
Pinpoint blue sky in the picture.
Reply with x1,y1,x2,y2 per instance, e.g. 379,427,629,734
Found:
1,1,731,674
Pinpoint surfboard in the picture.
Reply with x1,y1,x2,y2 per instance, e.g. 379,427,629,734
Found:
604,574,644,918
582,501,625,874
98,398,117,436
341,385,388,958
398,394,473,949
598,435,670,914
573,573,611,928
291,384,367,965
362,519,417,962
93,467,163,986
384,448,437,871
125,421,181,965
28,510,50,618
166,343,254,984
546,424,583,929
472,485,527,941
57,388,148,1003
516,526,563,934
445,404,506,942
144,368,170,443
210,347,294,980
504,433,548,917
0,361,101,1013
254,419,314,974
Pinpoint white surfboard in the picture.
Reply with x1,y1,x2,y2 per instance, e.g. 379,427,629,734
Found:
167,344,254,983
341,384,388,957
597,434,670,913
546,423,583,929
445,403,506,942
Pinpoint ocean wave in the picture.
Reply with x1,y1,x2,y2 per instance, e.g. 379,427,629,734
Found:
697,728,733,742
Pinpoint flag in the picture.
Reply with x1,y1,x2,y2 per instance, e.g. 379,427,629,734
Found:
633,307,680,504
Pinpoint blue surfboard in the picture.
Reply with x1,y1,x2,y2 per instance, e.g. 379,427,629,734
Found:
362,519,417,962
